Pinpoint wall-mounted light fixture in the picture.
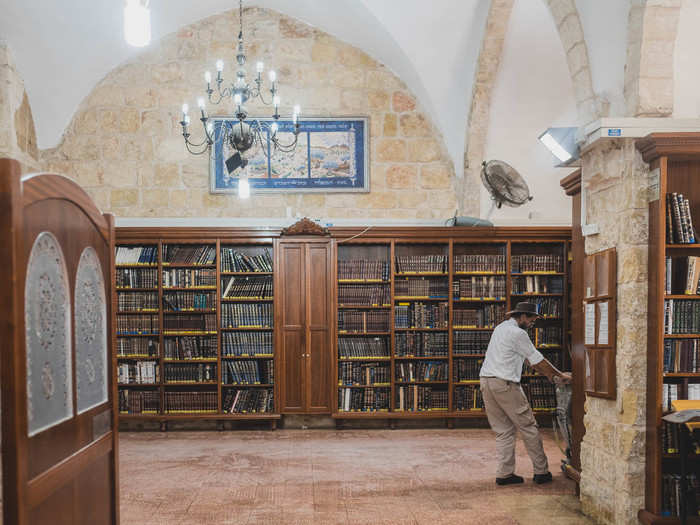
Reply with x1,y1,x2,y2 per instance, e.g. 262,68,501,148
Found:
538,127,579,165
124,0,151,47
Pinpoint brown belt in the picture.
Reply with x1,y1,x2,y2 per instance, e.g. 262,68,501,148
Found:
481,376,520,386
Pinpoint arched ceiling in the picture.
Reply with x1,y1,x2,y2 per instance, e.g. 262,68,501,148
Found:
0,0,489,174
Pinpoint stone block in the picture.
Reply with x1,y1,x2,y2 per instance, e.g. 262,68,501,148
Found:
337,46,374,68
111,189,139,207
86,84,125,107
331,67,365,89
376,139,407,162
399,113,430,137
566,42,589,76
385,165,417,188
202,192,229,209
340,89,365,111
420,165,452,189
102,162,138,188
383,114,397,137
366,70,403,91
154,163,181,188
639,39,675,78
397,190,426,209
407,140,441,163
311,42,337,63
367,90,390,111
141,109,173,136
637,77,673,116
392,91,416,113
124,86,159,108
280,18,314,38
642,5,681,41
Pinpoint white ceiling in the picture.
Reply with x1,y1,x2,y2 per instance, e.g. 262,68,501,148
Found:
0,0,489,174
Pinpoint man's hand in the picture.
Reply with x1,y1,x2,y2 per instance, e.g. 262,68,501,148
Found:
553,372,572,385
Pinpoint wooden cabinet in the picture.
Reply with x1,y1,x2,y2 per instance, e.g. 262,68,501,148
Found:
278,239,333,413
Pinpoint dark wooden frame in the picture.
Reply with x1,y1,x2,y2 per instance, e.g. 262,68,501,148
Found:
0,158,118,524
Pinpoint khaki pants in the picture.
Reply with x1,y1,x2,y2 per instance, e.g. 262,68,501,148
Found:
480,376,549,478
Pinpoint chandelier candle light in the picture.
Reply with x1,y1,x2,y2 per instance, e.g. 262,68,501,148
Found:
180,0,301,193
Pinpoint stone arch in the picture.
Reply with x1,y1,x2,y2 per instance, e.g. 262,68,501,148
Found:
624,0,680,117
544,0,601,124
461,0,515,216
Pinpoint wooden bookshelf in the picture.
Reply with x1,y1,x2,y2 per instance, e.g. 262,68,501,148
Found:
638,134,700,522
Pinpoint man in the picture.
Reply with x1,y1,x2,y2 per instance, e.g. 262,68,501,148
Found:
479,302,571,486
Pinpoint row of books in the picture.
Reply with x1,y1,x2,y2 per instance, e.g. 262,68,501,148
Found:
164,336,217,360
453,304,505,328
222,275,273,298
394,302,449,329
527,326,563,347
164,363,216,383
221,360,274,384
165,392,218,413
338,387,390,412
395,361,448,382
163,314,216,332
338,362,390,386
163,292,216,311
663,383,679,411
117,337,158,357
661,421,681,454
395,278,448,298
664,300,700,334
453,277,505,299
453,330,492,354
395,332,448,357
116,314,159,335
338,259,390,281
162,245,216,265
454,385,484,411
118,292,158,312
116,268,158,288
522,377,556,409
395,255,447,274
116,245,157,265
663,339,700,373
527,297,562,318
162,268,216,288
662,474,700,517
665,256,700,295
396,386,448,411
221,303,273,328
338,310,389,332
338,337,390,358
512,275,564,294
222,388,274,413
222,331,274,356
511,254,562,273
338,284,390,306
454,254,505,273
666,192,697,244
523,350,562,375
118,361,159,384
118,389,160,414
453,358,482,382
220,248,273,273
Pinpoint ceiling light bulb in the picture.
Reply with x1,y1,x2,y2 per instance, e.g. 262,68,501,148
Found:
197,97,205,109
206,122,214,134
271,122,279,135
238,177,250,199
204,71,212,84
256,61,264,73
216,60,224,72
269,70,276,83
124,0,151,47
293,104,301,116
182,103,189,115
234,93,242,106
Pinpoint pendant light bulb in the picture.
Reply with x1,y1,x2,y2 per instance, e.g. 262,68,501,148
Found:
124,0,151,47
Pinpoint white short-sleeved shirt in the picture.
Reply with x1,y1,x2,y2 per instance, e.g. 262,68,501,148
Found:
479,318,544,383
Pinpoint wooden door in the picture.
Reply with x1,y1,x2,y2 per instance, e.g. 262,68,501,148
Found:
277,239,332,413
305,242,332,413
0,159,119,524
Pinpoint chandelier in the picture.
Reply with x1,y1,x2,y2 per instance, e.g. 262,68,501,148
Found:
179,0,301,175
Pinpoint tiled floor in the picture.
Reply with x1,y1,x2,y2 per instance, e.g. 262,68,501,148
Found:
119,428,593,524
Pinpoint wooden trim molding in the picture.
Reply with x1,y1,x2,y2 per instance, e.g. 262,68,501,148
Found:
281,217,330,236
636,133,700,163
560,169,581,196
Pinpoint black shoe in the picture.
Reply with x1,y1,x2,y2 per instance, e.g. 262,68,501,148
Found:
496,474,524,485
533,472,553,484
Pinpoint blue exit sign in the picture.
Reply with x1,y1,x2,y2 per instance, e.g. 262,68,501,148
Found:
607,128,622,137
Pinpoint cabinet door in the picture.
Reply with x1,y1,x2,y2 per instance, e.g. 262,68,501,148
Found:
278,242,306,412
305,242,332,413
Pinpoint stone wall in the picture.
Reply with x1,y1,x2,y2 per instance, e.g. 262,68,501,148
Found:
40,8,461,220
578,138,651,524
0,42,40,172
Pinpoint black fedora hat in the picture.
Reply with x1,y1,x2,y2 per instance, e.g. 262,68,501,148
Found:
506,302,542,317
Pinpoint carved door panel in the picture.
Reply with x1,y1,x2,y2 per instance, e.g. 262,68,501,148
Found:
0,159,118,525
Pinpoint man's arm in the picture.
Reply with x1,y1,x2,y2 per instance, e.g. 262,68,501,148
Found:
531,358,571,384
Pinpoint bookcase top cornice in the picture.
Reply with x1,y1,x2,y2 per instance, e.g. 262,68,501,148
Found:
636,132,700,163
